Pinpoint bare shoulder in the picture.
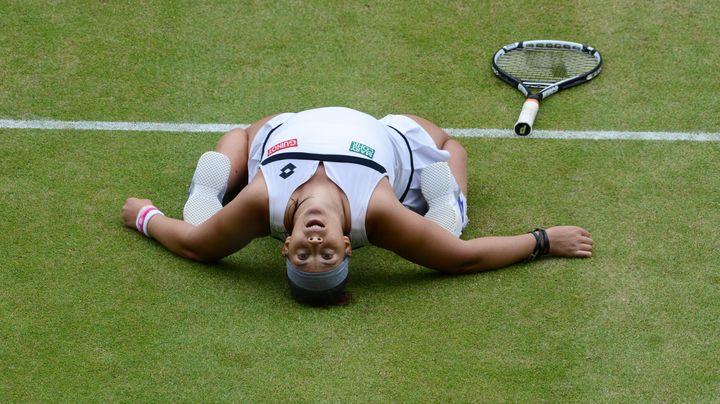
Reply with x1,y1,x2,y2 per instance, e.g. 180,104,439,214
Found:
365,179,435,247
364,179,470,270
365,179,407,232
213,171,269,234
237,171,269,210
183,172,271,261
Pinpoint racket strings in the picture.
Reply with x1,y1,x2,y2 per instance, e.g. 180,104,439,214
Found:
497,49,599,85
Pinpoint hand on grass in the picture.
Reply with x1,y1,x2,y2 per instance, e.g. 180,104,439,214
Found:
546,226,593,258
122,197,154,229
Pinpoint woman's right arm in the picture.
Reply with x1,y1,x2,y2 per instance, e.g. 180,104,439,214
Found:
121,175,270,262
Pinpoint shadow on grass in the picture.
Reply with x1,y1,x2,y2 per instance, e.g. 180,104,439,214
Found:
182,252,459,300
158,237,505,306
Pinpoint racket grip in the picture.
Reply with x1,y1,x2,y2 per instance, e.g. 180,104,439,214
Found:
514,98,539,136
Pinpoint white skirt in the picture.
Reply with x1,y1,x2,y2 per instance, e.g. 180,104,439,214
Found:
379,114,450,215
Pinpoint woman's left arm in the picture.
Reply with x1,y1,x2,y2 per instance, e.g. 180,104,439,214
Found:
365,181,592,273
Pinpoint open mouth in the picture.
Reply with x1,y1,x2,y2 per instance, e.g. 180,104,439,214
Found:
305,219,325,229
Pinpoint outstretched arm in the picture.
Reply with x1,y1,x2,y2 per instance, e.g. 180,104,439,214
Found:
366,181,592,274
121,175,270,262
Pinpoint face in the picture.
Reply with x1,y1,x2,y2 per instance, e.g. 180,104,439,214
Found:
282,208,352,273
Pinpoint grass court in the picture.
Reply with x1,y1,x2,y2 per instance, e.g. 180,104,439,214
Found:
1,1,719,401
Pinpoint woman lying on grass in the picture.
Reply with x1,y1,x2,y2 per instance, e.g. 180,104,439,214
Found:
122,107,593,306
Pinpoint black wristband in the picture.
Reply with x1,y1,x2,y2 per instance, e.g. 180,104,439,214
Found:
528,228,549,261
528,230,542,261
540,229,550,256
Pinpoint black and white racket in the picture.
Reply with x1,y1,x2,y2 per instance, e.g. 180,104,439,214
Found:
492,40,603,136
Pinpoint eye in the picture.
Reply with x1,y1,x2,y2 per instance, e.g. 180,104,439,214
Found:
321,251,334,260
297,252,309,261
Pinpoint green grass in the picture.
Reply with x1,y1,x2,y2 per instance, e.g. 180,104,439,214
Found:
2,0,719,402
2,132,718,401
1,1,718,131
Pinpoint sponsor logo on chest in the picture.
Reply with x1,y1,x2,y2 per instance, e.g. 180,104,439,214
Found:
349,141,375,159
267,138,298,156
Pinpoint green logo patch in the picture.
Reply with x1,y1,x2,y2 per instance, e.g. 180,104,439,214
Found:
349,141,375,159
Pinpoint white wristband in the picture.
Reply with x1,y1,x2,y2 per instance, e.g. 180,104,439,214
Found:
135,205,164,238
142,209,165,237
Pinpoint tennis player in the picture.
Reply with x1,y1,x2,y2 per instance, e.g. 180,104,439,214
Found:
122,107,593,305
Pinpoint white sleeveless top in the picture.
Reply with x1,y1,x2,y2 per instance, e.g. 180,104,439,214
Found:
255,107,411,247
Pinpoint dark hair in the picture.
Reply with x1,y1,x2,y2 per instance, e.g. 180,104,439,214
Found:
287,276,352,307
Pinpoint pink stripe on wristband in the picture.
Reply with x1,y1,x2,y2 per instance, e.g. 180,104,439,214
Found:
136,205,157,233
135,205,157,233
142,209,164,237
135,205,164,237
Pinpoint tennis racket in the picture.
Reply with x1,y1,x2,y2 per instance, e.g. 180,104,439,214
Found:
492,40,603,136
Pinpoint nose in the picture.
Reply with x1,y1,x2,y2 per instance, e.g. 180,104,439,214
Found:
308,235,323,244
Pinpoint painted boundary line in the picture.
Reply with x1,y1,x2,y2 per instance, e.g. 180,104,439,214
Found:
443,128,720,141
1,119,719,142
0,119,244,133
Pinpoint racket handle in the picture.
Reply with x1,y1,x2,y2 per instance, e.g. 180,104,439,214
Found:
514,98,540,136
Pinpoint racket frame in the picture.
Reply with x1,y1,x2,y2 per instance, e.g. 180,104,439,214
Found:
492,40,603,136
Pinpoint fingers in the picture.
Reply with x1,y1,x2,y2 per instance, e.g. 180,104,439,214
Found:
575,249,592,258
576,234,593,258
547,226,594,259
121,198,136,228
121,197,154,228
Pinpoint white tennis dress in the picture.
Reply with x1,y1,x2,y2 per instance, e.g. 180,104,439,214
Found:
247,107,449,247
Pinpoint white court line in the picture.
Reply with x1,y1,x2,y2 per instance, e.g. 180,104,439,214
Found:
0,119,245,133
443,128,720,141
1,118,719,141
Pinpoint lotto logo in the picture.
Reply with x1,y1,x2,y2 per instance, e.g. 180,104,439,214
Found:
267,139,298,156
279,163,296,179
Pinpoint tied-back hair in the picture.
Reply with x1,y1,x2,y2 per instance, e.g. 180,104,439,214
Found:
287,274,352,307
